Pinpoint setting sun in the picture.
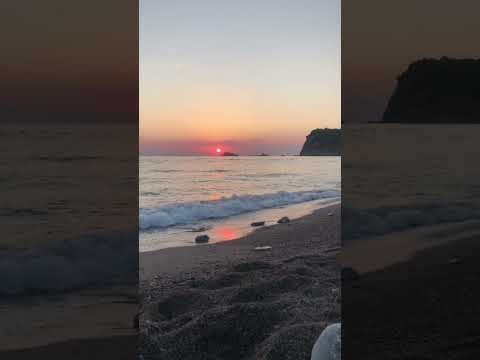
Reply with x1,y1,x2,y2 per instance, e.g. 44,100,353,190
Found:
216,148,222,154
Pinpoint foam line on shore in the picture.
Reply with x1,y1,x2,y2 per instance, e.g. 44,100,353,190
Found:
140,189,340,230
343,203,480,240
0,232,137,296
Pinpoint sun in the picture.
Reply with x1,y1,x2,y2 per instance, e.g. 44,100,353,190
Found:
216,147,222,154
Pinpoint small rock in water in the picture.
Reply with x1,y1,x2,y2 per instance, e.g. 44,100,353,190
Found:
195,235,210,244
251,221,265,227
254,246,272,251
449,257,461,264
277,216,290,224
327,212,333,216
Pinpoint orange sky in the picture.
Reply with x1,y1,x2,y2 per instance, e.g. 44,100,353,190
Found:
140,0,340,155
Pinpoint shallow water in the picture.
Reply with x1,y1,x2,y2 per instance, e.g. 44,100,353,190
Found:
140,155,340,250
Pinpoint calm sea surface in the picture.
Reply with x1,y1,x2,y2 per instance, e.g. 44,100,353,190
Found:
140,156,341,251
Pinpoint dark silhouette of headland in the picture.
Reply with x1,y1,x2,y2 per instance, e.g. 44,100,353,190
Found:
383,57,480,123
300,128,341,156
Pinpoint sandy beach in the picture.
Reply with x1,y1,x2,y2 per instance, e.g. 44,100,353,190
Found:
341,219,480,274
140,203,340,360
342,220,480,359
0,285,138,359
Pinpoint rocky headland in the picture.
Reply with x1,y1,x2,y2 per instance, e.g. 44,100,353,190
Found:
383,57,480,123
300,128,341,156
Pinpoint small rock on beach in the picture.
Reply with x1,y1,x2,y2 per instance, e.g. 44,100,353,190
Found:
251,221,266,227
195,235,210,243
277,216,290,224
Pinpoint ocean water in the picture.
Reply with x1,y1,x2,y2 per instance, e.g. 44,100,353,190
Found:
0,124,138,295
343,124,480,241
140,156,341,251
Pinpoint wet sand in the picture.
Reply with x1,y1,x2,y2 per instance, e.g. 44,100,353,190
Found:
1,335,137,360
0,286,138,358
140,204,341,360
343,220,480,359
340,219,480,274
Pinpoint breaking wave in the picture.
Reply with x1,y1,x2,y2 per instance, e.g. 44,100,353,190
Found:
343,202,480,241
140,190,340,230
0,231,137,296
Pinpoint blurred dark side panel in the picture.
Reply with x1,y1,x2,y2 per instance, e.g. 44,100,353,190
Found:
342,1,480,359
0,1,138,359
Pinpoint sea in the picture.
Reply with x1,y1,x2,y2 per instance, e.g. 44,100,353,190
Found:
343,124,480,241
0,124,138,295
140,156,341,251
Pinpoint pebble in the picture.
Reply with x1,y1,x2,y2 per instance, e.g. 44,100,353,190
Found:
195,234,210,243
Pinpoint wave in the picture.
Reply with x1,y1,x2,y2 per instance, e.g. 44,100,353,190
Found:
0,231,137,296
343,202,480,241
140,190,340,230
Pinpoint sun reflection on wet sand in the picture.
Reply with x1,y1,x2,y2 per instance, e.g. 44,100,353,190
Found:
212,225,240,241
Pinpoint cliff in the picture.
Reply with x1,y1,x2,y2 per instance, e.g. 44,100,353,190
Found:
383,57,480,123
300,128,341,156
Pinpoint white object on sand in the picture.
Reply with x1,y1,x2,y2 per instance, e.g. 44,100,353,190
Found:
254,246,272,251
311,323,341,360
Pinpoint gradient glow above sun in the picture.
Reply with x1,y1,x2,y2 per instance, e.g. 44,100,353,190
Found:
139,0,341,155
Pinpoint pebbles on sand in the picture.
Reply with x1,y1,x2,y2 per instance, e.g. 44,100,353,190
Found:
195,235,210,243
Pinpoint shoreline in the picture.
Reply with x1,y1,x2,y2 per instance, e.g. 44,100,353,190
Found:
140,203,340,359
1,335,137,360
140,197,340,252
341,219,480,274
0,285,137,352
343,222,480,359
140,203,340,279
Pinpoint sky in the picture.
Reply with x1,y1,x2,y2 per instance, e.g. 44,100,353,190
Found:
140,0,340,155
342,0,480,123
1,1,138,123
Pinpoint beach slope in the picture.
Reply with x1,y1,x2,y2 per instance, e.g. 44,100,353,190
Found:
140,204,340,360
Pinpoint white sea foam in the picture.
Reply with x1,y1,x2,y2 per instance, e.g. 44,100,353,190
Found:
343,203,480,240
140,190,341,230
0,232,137,295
